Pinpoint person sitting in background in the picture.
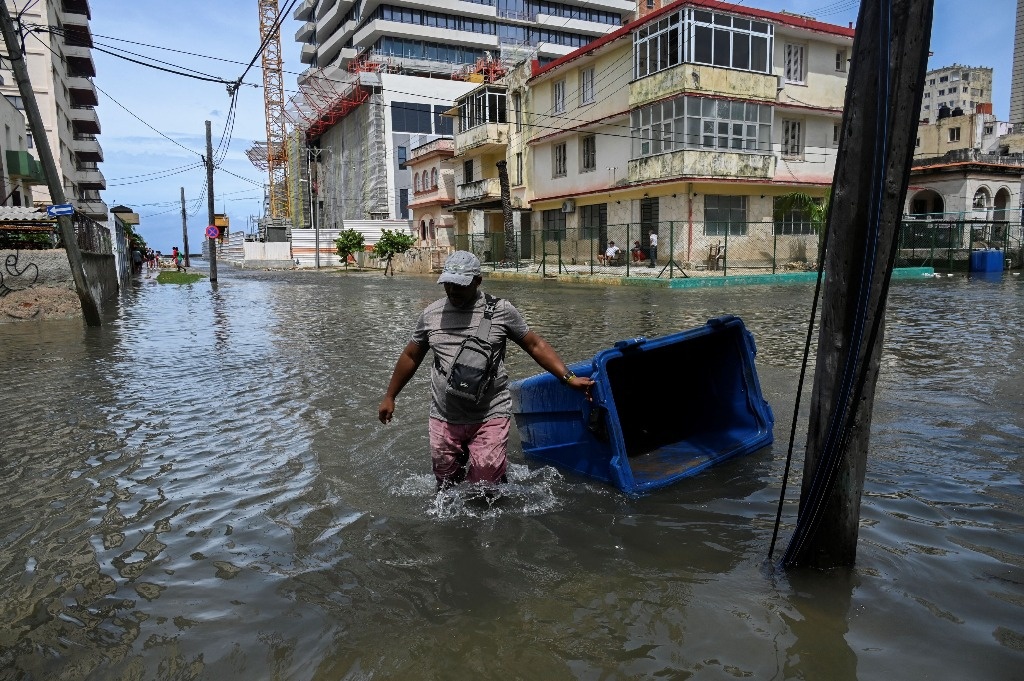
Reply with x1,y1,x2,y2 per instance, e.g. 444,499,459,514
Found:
631,240,645,263
598,241,621,266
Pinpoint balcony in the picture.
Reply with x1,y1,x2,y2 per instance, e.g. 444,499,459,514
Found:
293,0,315,21
62,21,93,48
5,151,46,183
61,0,91,19
72,134,103,162
630,64,778,111
70,105,101,135
456,177,501,203
76,163,105,190
300,42,316,65
294,21,314,43
411,137,454,160
75,196,108,220
455,123,507,155
628,149,775,184
67,74,98,106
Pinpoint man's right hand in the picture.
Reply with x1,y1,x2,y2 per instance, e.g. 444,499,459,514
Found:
378,396,396,424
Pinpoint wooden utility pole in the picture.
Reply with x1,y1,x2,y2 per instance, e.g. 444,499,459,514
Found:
205,120,218,283
783,0,934,569
0,3,100,326
180,187,191,267
496,160,517,264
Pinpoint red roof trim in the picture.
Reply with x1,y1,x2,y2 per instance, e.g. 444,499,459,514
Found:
530,0,854,82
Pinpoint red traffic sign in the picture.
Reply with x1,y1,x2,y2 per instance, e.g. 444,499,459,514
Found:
205,225,220,239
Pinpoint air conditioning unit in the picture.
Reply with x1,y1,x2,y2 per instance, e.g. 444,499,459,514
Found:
561,199,576,213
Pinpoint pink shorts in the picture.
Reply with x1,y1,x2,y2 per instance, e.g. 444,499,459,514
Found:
428,417,509,484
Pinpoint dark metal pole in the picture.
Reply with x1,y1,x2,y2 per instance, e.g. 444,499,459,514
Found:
0,2,100,325
180,187,191,267
206,120,218,283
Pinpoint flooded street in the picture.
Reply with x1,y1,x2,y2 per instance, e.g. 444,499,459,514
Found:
1,267,1022,680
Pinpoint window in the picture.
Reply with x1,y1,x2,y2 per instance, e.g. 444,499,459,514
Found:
835,49,847,72
938,89,945,96
635,8,772,79
781,119,802,158
26,132,32,148
939,75,948,82
928,78,935,85
430,167,438,189
553,80,566,114
397,146,408,169
984,125,994,135
704,195,747,236
923,92,930,99
553,142,567,177
414,172,421,192
581,135,596,172
580,203,607,239
542,208,567,240
399,188,409,218
833,124,840,146
773,196,820,235
915,137,920,147
515,152,523,185
433,104,453,135
580,67,595,105
631,94,772,156
784,43,805,84
512,91,522,132
464,159,473,182
458,86,507,132
948,127,961,142
391,102,432,133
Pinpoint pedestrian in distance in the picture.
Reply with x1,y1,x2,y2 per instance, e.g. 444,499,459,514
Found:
649,230,658,267
631,240,645,263
378,250,594,490
131,246,144,274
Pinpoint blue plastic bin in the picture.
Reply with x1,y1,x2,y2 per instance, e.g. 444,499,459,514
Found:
510,315,774,495
970,249,1004,273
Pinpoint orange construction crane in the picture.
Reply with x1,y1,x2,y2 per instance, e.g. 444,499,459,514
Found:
258,0,289,220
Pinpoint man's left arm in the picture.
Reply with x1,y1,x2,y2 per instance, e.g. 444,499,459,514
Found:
515,331,594,397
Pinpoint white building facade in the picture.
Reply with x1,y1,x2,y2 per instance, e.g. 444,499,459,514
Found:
0,0,106,221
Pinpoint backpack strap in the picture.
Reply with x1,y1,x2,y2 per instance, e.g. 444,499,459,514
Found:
434,294,502,376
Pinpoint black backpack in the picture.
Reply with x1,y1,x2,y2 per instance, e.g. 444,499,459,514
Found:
437,294,503,403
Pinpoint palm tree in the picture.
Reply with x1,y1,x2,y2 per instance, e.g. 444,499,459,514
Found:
773,188,831,264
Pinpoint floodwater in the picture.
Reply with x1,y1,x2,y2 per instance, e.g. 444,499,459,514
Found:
1,266,1021,680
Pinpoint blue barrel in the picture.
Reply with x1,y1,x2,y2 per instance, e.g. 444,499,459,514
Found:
970,249,1004,272
510,315,774,495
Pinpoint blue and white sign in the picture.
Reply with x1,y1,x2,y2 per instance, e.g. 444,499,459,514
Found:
46,203,74,217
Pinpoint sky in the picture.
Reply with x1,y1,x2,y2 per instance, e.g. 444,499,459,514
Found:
86,0,1019,253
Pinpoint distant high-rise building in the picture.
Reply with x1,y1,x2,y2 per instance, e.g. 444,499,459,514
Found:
1011,0,1024,124
0,0,106,221
918,64,993,123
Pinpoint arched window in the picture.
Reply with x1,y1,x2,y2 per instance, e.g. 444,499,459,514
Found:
414,172,421,193
420,220,427,241
430,167,438,189
973,187,990,210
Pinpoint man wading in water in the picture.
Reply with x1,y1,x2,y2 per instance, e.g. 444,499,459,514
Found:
378,251,593,489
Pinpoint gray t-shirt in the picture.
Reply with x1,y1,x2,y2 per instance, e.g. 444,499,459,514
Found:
411,290,530,424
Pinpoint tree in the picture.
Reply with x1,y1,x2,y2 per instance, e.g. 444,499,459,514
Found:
334,229,364,268
773,188,831,263
372,229,416,276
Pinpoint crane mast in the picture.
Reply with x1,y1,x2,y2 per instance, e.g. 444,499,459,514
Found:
258,0,289,220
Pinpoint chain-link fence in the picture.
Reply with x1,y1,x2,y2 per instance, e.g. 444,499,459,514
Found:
454,220,822,279
450,218,1022,278
896,219,1023,270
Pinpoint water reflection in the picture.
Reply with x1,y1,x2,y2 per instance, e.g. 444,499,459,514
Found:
0,270,1021,679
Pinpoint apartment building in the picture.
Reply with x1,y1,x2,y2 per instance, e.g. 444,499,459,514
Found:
919,65,993,123
0,95,46,207
915,109,1010,160
0,0,106,221
450,0,854,268
288,0,632,226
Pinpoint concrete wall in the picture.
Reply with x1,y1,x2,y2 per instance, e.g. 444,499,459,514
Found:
0,249,117,302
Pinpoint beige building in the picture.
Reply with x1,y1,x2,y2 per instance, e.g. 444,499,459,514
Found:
451,0,855,268
919,65,993,123
0,0,106,221
407,135,457,251
915,110,1011,160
